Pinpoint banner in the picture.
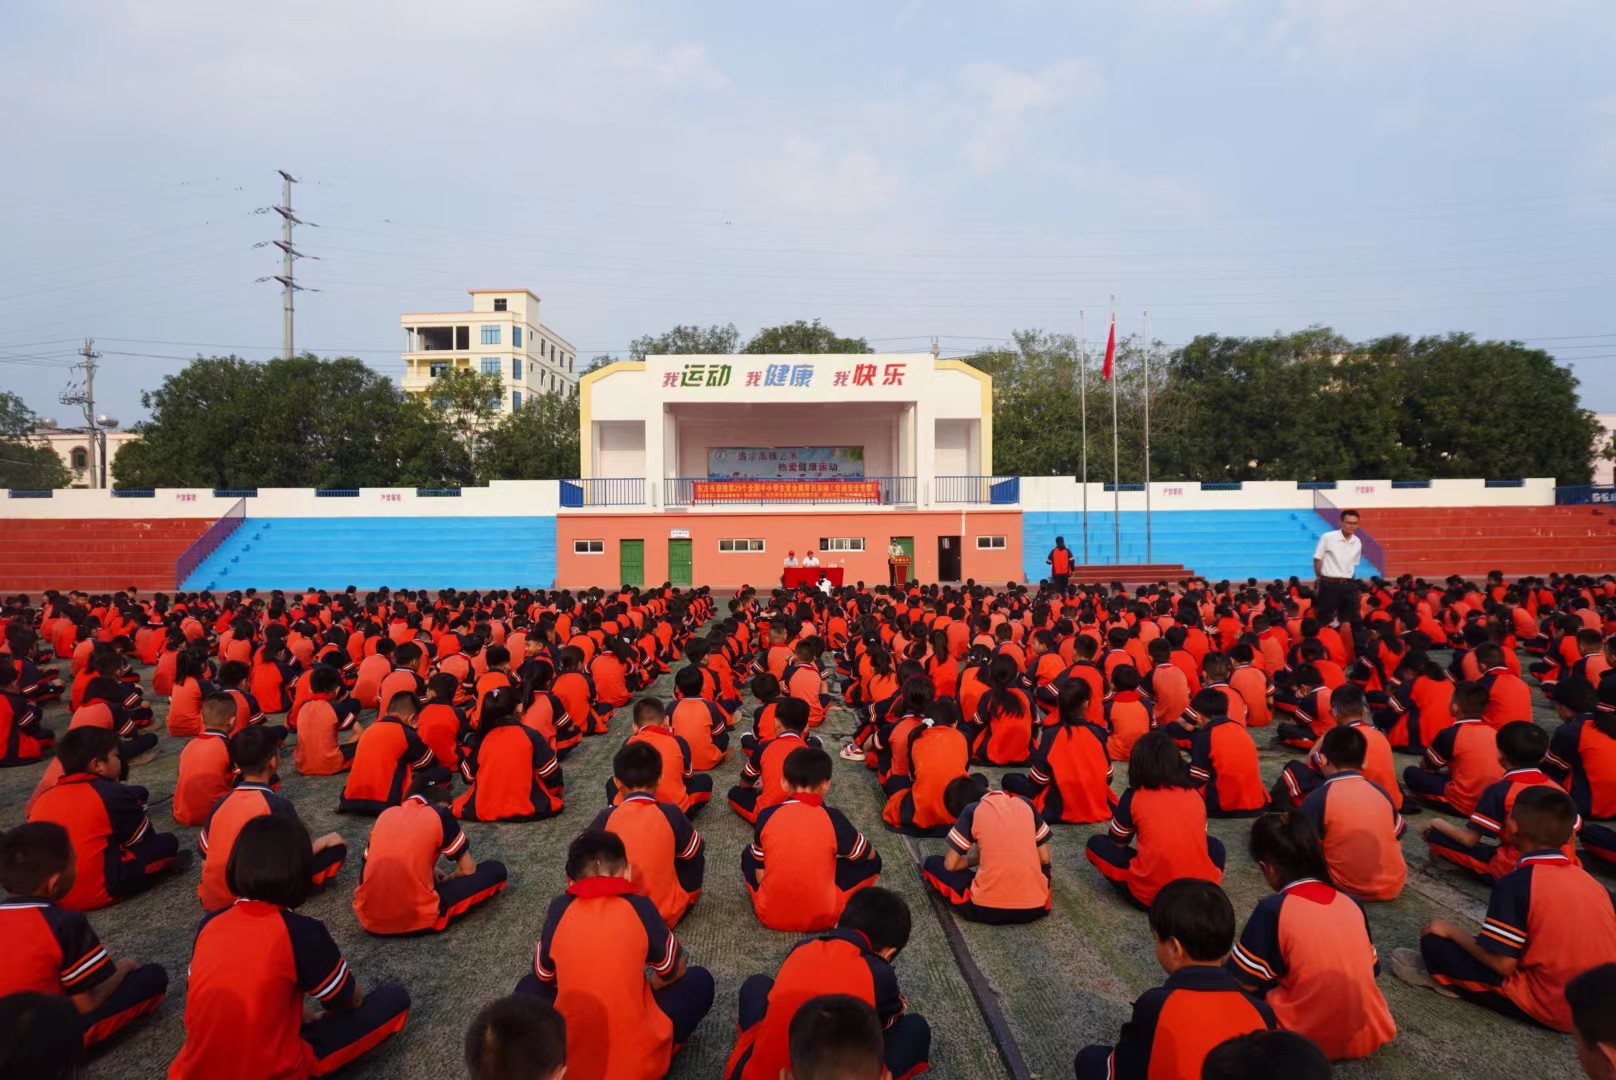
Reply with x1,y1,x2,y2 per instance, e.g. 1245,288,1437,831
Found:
708,446,865,479
691,479,881,503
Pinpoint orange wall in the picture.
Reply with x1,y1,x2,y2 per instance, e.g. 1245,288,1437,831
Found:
556,510,1023,589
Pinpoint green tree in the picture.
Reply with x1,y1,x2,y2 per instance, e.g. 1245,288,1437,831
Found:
0,391,71,490
425,368,505,475
628,323,739,362
741,319,871,354
482,391,581,480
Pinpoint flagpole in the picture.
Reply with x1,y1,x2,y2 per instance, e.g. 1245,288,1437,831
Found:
1143,309,1152,565
1110,295,1119,562
1079,310,1088,566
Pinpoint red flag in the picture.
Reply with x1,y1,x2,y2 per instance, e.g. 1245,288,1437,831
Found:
1102,317,1116,381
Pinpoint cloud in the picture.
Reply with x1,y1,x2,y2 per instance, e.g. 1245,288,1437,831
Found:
612,41,729,90
957,58,1102,174
1266,0,1583,65
746,138,902,215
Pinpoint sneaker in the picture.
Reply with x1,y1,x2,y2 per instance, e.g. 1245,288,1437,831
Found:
838,741,866,762
1389,947,1459,997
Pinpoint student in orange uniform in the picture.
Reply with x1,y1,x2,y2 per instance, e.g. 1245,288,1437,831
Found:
1398,787,1616,1032
337,691,446,816
454,687,565,823
590,743,704,928
782,639,832,728
165,647,213,737
728,697,819,823
515,830,714,1080
1376,652,1454,752
1426,721,1577,882
1548,680,1616,845
1085,731,1225,910
199,727,347,912
353,778,506,935
417,672,470,768
1144,637,1191,727
741,672,782,751
28,728,181,911
555,646,612,736
1105,664,1154,763
1075,879,1276,1080
0,664,54,767
882,701,977,836
608,697,713,815
1184,688,1268,817
1273,663,1332,751
727,888,931,1080
1003,679,1116,824
293,666,360,777
744,747,881,931
1228,643,1274,727
1298,725,1407,901
1273,683,1407,812
172,695,237,827
463,995,568,1080
81,650,154,737
784,996,891,1080
922,776,1051,923
352,636,395,712
1477,642,1534,729
169,814,410,1078
967,653,1035,765
1230,812,1395,1062
0,821,169,1048
669,665,730,770
1403,681,1504,816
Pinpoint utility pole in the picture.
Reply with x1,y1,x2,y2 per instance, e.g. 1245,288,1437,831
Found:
257,170,313,360
59,339,101,488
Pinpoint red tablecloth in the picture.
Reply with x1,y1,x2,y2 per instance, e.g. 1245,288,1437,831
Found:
782,567,844,589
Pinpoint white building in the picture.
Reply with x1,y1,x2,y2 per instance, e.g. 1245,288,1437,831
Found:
400,289,578,412
34,429,140,489
1596,413,1616,485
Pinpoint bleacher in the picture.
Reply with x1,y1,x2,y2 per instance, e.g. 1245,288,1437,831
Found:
1356,505,1616,578
0,518,211,592
181,517,558,591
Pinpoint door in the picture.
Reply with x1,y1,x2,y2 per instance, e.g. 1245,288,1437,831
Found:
888,535,915,586
937,536,961,582
619,539,644,587
668,538,692,587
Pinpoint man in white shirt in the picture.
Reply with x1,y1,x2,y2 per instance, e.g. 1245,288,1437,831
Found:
783,550,799,568
1313,509,1364,635
802,550,820,567
816,571,833,596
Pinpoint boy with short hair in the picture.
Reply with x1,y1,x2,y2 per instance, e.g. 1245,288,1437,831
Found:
338,690,445,815
292,665,359,776
464,995,567,1080
1568,963,1616,1080
1403,681,1504,816
1184,687,1268,817
607,697,713,815
1075,879,1276,1079
787,995,888,1080
1272,683,1407,812
921,775,1051,923
1144,637,1190,726
783,638,831,728
591,742,705,928
742,672,783,751
172,694,237,827
1299,725,1407,902
669,664,730,771
728,696,820,823
1273,663,1332,750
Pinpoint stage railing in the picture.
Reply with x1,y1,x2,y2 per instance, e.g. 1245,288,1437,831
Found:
1312,489,1387,575
935,476,1020,505
174,497,246,588
559,478,648,508
665,476,915,507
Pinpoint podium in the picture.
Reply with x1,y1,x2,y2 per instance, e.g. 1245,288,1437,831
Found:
888,556,910,587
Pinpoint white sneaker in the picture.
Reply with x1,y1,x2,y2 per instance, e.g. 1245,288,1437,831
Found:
838,741,866,762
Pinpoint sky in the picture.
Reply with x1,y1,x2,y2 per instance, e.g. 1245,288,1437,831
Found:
2,0,1614,425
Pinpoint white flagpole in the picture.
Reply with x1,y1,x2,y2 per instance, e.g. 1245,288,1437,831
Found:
1143,309,1152,565
1110,295,1119,562
1079,310,1088,565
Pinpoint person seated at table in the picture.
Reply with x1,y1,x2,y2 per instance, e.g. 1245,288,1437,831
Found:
802,551,821,567
783,551,800,569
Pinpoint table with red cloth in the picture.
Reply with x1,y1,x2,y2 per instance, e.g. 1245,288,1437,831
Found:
781,567,843,589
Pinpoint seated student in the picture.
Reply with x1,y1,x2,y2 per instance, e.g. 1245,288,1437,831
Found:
1375,652,1455,753
200,727,346,912
745,747,881,931
81,650,153,737
1085,731,1225,911
338,690,446,816
1201,1030,1333,1080
871,675,933,792
454,687,565,823
165,647,214,738
782,639,831,729
293,666,361,777
1003,679,1115,824
1272,684,1407,813
729,697,819,824
1426,720,1579,883
8,628,65,703
214,660,267,736
464,995,567,1080
0,991,88,1080
1228,644,1276,728
354,778,507,935
0,821,169,1048
352,637,395,712
591,743,705,929
1403,681,1504,817
1144,637,1192,728
1075,879,1276,1080
1273,664,1332,751
27,728,181,911
1568,964,1616,1080
608,698,713,816
589,637,640,717
417,671,470,768
922,775,1051,924
726,888,931,1080
1230,812,1395,1061
669,665,730,771
741,672,783,751
1395,786,1616,1033
1184,688,1268,818
786,995,892,1080
1548,679,1616,828
1297,726,1407,902
0,664,54,767
172,695,237,827
882,701,977,837
555,646,612,736
516,830,715,1080
169,814,410,1078
519,662,582,757
1104,664,1155,763
377,643,429,727
1477,642,1534,729
966,653,1035,766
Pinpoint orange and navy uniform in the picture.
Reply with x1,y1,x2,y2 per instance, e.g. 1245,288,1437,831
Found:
724,926,930,1080
1298,771,1407,902
0,690,52,765
589,650,635,712
166,676,211,737
1145,664,1191,726
377,667,427,723
521,690,581,754
453,724,564,822
1073,965,1275,1080
28,773,179,911
1547,714,1616,821
1187,717,1268,817
354,794,508,935
1229,878,1395,1060
1084,786,1225,910
1052,661,1107,727
1428,768,1580,881
1003,719,1115,824
82,673,152,730
1480,666,1534,730
744,792,880,931
416,700,469,769
882,723,971,835
1403,718,1503,817
669,695,730,771
555,669,611,735
612,724,714,813
173,730,234,827
1104,690,1154,763
969,686,1035,765
591,792,705,928
1274,685,1332,749
199,784,346,911
169,899,410,1079
1380,672,1454,752
922,790,1051,923
728,729,818,823
338,717,439,816
782,661,829,728
293,696,358,776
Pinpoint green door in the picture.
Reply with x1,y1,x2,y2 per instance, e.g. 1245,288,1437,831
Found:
891,536,915,559
668,538,692,587
619,539,644,587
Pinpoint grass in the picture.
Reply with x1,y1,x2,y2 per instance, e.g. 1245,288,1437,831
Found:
0,646,1588,1080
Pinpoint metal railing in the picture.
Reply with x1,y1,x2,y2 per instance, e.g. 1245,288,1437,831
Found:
416,488,462,497
174,497,246,588
6,490,53,498
314,489,360,497
559,478,648,508
935,476,1020,505
1312,489,1387,575
1556,485,1616,505
665,476,915,507
111,489,155,498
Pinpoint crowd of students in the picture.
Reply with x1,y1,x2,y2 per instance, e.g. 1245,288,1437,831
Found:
4,570,1616,1078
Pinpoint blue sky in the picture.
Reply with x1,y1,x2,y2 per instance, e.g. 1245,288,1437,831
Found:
2,0,1613,423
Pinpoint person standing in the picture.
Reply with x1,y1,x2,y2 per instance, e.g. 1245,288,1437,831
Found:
1047,537,1075,596
1313,510,1363,636
887,541,907,588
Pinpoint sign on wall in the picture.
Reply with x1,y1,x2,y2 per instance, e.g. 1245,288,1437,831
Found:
708,446,865,479
660,360,908,390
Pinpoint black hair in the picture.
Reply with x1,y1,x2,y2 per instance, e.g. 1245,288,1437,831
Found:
838,887,912,954
674,665,704,696
0,993,86,1080
427,671,459,700
55,727,119,775
217,660,250,687
783,747,833,789
1248,812,1331,887
385,690,421,717
1127,731,1191,790
310,666,342,695
788,995,884,1080
1190,687,1229,719
632,697,665,726
1057,679,1091,727
464,995,567,1080
1453,680,1489,716
484,645,511,668
1330,683,1367,716
1318,725,1366,769
1567,963,1616,1052
613,741,664,790
1510,785,1577,849
775,697,810,733
1148,878,1235,962
750,672,781,702
226,813,315,909
0,822,73,896
944,774,988,818
1496,720,1549,769
480,687,519,729
1111,664,1140,692
565,830,627,880
230,725,280,773
201,691,237,730
1202,1029,1333,1080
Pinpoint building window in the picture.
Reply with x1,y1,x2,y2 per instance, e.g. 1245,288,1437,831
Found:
429,361,450,377
567,355,574,372
574,539,605,554
493,298,507,311
512,326,522,348
480,357,500,375
718,538,766,552
512,357,522,380
70,447,88,471
976,535,1007,550
512,391,523,409
455,326,470,350
481,325,501,346
818,537,865,552
487,394,503,410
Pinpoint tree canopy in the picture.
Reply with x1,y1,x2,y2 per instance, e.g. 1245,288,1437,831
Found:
740,319,870,354
0,391,72,490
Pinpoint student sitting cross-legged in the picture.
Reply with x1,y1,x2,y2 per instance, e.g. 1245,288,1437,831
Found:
1402,680,1503,818
171,694,237,828
785,995,893,1080
337,690,448,816
591,742,705,929
725,887,931,1080
608,697,714,816
1002,679,1116,824
728,697,821,824
1297,725,1407,903
921,775,1052,924
453,687,565,823
463,995,568,1080
1183,687,1268,818
1075,879,1276,1080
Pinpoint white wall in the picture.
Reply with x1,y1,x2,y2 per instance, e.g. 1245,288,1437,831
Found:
0,481,561,519
674,414,900,478
1017,477,1556,513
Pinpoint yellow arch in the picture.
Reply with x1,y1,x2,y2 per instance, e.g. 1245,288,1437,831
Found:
934,359,995,475
576,361,646,478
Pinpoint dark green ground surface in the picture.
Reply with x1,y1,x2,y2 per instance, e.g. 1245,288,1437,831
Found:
1,645,1588,1079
